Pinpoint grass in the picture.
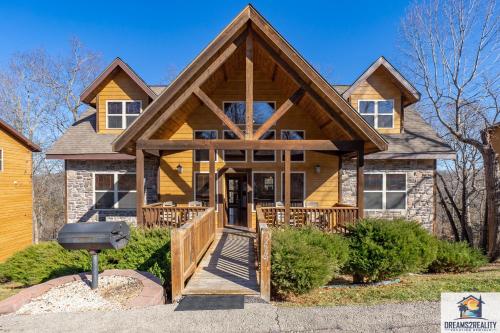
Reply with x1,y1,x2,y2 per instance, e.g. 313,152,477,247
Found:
0,282,24,302
279,266,500,307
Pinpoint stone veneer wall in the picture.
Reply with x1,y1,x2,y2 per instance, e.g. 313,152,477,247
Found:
341,159,436,231
66,158,158,224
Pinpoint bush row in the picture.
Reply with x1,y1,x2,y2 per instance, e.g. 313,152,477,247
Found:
271,219,487,295
0,228,171,286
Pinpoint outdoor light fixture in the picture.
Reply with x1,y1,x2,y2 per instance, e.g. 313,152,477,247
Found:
315,164,321,174
176,164,183,174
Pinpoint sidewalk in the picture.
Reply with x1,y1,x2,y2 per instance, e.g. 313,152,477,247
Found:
0,296,440,332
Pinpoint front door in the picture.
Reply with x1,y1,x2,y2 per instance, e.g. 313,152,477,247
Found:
225,173,248,227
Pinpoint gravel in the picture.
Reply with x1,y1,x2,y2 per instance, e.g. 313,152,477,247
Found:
16,276,142,315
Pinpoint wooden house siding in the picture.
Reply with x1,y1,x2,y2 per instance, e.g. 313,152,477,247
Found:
154,69,339,229
348,67,403,134
0,129,33,261
97,70,151,134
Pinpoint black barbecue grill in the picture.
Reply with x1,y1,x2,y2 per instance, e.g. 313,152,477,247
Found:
57,222,130,289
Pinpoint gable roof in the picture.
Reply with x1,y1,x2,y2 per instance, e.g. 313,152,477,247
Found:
0,118,41,152
80,57,157,105
343,56,421,106
113,5,388,154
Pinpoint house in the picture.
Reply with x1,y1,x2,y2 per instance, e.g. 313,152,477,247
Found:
46,5,454,233
0,119,40,261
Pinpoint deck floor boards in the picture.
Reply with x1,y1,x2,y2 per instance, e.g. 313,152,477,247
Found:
183,229,260,295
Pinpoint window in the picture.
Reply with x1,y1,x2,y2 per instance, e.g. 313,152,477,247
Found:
253,172,276,209
94,173,136,209
364,173,406,210
281,130,305,162
223,130,246,162
194,172,218,207
359,100,394,129
223,101,276,125
107,100,142,129
281,172,305,206
253,130,275,162
194,130,217,162
0,149,3,172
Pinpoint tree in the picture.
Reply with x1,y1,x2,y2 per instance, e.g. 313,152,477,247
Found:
401,0,499,259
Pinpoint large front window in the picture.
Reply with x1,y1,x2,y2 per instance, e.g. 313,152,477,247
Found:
253,130,276,162
223,130,246,162
194,172,217,206
364,173,406,210
94,173,136,209
281,172,305,206
223,101,276,125
107,100,142,129
194,130,217,162
281,130,305,162
253,172,276,208
359,100,394,129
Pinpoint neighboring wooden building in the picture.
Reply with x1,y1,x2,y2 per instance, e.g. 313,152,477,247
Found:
0,119,40,261
47,5,454,232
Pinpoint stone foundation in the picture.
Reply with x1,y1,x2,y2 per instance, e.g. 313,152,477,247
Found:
341,159,436,231
66,159,158,224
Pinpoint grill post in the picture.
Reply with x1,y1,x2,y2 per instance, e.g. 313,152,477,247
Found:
90,250,99,290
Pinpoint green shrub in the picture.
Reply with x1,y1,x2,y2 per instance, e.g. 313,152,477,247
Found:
346,219,437,283
428,241,487,273
271,227,349,296
0,227,171,286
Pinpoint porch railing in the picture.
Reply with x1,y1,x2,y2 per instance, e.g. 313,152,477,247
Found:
141,204,208,228
256,205,359,233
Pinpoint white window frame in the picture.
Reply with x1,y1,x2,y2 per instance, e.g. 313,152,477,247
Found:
252,171,277,211
280,129,306,163
193,130,219,162
193,171,219,210
222,130,247,162
106,100,143,129
93,171,137,210
252,130,276,163
358,99,394,129
0,148,3,172
222,101,277,125
280,171,306,205
364,172,407,211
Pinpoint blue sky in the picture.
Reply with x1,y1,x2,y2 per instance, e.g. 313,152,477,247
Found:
0,0,411,85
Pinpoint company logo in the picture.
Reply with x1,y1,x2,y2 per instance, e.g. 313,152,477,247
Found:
441,293,499,332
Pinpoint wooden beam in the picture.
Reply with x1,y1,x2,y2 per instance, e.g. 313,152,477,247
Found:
136,149,145,225
137,139,340,151
194,88,245,139
356,147,364,218
271,63,278,82
254,88,304,139
284,150,291,223
209,148,216,208
246,30,254,139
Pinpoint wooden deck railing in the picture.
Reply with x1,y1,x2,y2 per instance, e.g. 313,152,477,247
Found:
256,209,271,302
170,207,216,301
141,204,208,228
256,205,359,233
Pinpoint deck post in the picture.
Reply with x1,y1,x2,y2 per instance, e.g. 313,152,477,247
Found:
209,148,216,208
284,150,291,222
136,149,145,226
170,228,184,302
356,146,364,219
259,223,271,302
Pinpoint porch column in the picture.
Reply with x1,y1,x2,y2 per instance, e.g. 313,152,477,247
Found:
136,149,145,225
356,147,364,219
209,148,215,208
284,150,291,222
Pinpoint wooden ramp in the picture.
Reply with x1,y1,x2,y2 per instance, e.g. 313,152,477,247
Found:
183,229,260,295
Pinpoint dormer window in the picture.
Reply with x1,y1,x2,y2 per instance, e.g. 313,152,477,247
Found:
106,100,142,129
359,100,394,129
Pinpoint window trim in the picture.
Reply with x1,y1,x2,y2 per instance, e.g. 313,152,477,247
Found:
252,130,276,163
193,171,219,210
222,101,277,125
105,100,143,130
358,99,394,129
0,148,3,172
280,171,306,205
93,171,137,211
193,130,219,162
364,172,407,211
252,171,277,211
280,129,306,163
222,130,247,162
